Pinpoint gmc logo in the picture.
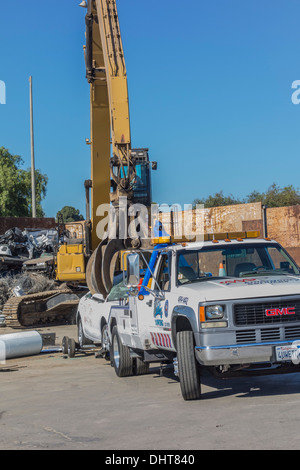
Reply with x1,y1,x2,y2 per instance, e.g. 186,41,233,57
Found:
265,307,296,317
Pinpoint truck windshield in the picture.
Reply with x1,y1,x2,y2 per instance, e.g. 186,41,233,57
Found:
177,243,300,285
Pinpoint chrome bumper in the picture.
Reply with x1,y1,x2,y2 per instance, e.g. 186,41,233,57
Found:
195,339,300,366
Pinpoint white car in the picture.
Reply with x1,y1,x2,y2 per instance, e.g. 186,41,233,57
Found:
76,273,128,350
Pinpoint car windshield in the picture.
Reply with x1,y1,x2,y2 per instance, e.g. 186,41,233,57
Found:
177,243,300,285
107,275,129,302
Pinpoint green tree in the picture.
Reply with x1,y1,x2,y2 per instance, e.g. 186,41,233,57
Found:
0,147,48,217
193,190,243,209
247,183,300,207
56,206,84,223
193,183,300,209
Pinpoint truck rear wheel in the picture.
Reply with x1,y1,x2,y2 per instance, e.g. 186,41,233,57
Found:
134,357,149,375
111,326,133,377
177,330,201,400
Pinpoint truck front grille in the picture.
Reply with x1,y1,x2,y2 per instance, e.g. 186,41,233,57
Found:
236,325,300,344
234,299,300,326
236,329,256,344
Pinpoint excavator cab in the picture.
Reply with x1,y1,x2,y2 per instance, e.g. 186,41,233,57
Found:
110,148,156,207
131,149,156,207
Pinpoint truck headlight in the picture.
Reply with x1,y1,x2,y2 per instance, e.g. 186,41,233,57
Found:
206,305,224,320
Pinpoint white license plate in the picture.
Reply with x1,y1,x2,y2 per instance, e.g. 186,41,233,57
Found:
275,345,300,362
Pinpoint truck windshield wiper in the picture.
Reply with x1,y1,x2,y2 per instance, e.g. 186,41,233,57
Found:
271,269,300,276
238,269,287,277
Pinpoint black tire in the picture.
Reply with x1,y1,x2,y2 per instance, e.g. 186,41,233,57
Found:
134,357,149,375
101,324,110,358
111,326,133,377
78,317,89,348
68,338,76,358
62,336,69,354
177,330,201,400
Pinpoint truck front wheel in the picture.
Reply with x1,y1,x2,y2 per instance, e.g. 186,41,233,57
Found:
111,326,133,377
177,330,201,400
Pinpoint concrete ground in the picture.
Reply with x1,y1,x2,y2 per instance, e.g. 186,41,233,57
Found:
1,323,300,450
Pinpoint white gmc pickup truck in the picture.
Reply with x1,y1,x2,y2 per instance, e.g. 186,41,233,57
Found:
77,232,300,400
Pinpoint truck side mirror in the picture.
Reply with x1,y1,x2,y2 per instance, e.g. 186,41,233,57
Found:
125,253,140,288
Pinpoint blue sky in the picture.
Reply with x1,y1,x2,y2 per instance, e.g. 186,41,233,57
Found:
1,0,300,218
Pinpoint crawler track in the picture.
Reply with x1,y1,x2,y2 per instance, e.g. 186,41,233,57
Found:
2,289,80,328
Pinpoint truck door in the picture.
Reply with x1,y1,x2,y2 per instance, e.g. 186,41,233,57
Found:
124,252,172,351
152,252,171,322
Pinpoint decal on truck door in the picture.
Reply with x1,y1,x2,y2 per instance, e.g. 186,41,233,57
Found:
154,301,163,318
154,299,164,326
164,300,169,318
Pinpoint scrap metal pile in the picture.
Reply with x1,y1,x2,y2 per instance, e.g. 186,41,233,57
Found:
0,227,84,329
0,227,58,276
0,272,56,308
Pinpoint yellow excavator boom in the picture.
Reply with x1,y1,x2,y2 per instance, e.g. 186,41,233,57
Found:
56,0,155,294
96,0,131,152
